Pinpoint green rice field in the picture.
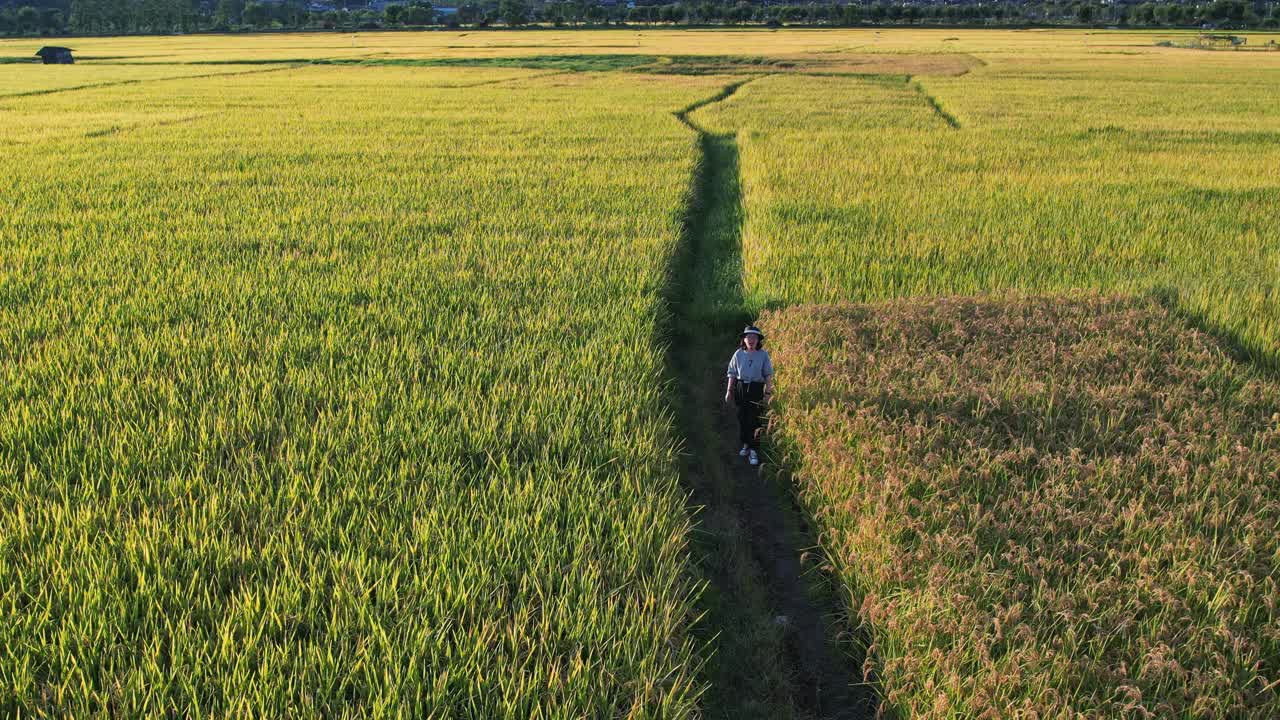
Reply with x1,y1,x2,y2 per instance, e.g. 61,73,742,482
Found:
2,64,724,716
690,54,1280,362
1,27,1278,718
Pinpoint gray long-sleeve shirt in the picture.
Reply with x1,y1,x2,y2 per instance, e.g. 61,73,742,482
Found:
727,348,773,384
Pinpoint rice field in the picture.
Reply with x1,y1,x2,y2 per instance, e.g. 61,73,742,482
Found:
2,27,1279,718
0,63,292,97
682,28,1280,719
0,63,729,716
764,296,1280,717
690,49,1280,363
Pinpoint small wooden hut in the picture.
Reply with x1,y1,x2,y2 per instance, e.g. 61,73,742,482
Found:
35,47,75,64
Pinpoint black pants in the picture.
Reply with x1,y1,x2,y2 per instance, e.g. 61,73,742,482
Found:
735,381,766,449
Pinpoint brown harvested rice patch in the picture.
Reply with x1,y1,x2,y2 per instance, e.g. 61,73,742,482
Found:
763,293,1280,719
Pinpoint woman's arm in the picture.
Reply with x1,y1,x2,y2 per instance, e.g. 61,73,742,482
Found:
725,351,738,403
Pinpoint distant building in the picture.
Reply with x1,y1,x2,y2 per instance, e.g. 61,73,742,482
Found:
35,47,74,65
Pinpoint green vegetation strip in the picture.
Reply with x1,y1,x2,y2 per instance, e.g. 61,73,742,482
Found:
317,53,662,71
765,294,1280,717
93,54,801,74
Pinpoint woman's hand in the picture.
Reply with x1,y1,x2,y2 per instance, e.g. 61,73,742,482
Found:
724,390,733,405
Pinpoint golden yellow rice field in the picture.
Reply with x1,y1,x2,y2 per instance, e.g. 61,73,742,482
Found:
2,27,1278,718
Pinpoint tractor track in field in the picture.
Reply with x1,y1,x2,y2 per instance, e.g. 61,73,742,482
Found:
668,79,878,720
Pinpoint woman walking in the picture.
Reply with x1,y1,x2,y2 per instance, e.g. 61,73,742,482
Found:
724,325,773,466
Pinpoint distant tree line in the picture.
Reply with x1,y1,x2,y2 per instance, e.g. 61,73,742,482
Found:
623,0,1279,26
2,0,1278,37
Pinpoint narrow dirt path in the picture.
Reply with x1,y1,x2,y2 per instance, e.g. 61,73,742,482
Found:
668,80,879,720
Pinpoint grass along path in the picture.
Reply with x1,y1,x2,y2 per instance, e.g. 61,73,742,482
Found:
670,81,877,720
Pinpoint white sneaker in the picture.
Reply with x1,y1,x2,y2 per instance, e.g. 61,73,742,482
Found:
748,450,759,466
739,444,749,457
